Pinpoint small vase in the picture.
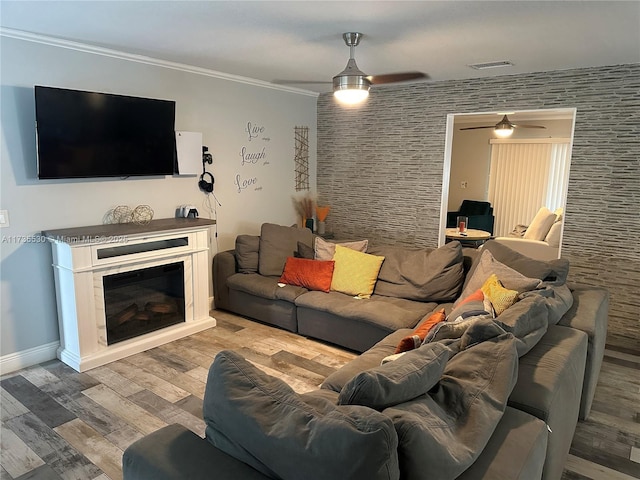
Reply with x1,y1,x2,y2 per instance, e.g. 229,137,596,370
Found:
305,218,314,232
317,221,326,235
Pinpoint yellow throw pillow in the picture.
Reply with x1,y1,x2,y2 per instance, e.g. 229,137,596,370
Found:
331,244,385,299
481,274,518,315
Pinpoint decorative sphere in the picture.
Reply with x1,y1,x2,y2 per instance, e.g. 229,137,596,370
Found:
103,210,115,224
113,205,133,224
132,205,154,225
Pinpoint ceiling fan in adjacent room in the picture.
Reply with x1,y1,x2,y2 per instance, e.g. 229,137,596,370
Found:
459,114,546,138
275,32,429,104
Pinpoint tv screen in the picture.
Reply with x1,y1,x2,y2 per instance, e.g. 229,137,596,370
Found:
35,86,176,179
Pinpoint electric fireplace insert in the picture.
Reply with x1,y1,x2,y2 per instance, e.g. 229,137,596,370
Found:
103,262,185,345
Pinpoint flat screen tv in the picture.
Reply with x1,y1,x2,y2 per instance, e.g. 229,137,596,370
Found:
35,86,176,179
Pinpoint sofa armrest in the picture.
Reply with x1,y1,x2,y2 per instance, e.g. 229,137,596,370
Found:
492,237,559,261
559,285,609,420
123,424,269,480
213,250,237,311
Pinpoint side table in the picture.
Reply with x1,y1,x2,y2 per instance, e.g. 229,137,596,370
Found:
445,228,492,248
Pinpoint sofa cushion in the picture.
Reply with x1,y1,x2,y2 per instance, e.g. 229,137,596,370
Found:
236,235,260,273
227,273,307,303
383,332,518,480
322,329,413,393
123,423,270,480
338,342,451,410
544,221,563,248
523,206,557,241
330,245,385,299
314,236,368,260
296,291,436,334
204,351,400,480
458,250,541,305
482,239,569,284
494,295,549,357
258,223,314,277
279,257,335,293
368,242,464,302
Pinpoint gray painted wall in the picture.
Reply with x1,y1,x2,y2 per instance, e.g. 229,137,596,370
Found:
317,64,639,349
0,35,317,365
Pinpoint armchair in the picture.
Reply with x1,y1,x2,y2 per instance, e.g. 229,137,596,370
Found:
447,200,495,234
493,206,563,261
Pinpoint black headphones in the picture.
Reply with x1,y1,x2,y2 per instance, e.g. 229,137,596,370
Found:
199,171,215,193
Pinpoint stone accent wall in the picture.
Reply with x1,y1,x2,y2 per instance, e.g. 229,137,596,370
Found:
317,64,639,349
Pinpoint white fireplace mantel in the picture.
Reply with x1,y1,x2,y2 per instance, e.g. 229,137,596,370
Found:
42,218,217,372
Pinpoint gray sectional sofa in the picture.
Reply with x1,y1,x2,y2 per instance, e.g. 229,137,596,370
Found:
123,223,609,480
213,223,470,353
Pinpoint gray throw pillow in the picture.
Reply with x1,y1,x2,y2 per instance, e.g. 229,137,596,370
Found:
456,250,541,306
338,343,451,410
235,235,260,273
314,236,368,260
295,240,315,259
482,240,569,284
258,223,313,276
369,242,464,302
204,351,400,480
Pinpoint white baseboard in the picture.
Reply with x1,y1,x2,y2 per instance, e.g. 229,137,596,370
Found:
0,341,59,375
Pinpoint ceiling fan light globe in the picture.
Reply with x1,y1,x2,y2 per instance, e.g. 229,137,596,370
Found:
333,74,371,104
494,126,514,137
334,88,369,104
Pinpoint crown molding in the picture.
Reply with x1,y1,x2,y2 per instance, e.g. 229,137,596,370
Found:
0,27,319,98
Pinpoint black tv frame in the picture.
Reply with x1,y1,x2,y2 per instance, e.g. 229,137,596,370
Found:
35,86,176,179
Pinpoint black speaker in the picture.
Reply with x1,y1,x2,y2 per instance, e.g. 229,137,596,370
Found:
199,171,214,192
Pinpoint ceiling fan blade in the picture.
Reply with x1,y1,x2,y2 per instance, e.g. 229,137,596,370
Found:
367,72,429,84
513,124,547,129
276,34,429,92
272,79,332,85
459,125,495,130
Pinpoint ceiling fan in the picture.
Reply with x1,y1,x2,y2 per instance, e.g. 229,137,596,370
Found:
276,32,428,104
459,114,546,137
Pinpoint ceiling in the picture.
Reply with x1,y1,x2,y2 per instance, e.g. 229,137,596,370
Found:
453,109,575,126
1,1,638,94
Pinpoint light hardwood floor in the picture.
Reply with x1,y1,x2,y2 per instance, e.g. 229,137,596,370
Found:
1,309,639,480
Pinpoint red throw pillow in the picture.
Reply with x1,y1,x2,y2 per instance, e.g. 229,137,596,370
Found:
279,257,335,293
394,308,446,354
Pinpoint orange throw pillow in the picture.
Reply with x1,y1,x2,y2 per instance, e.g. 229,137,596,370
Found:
394,308,446,354
458,288,485,306
279,257,335,293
